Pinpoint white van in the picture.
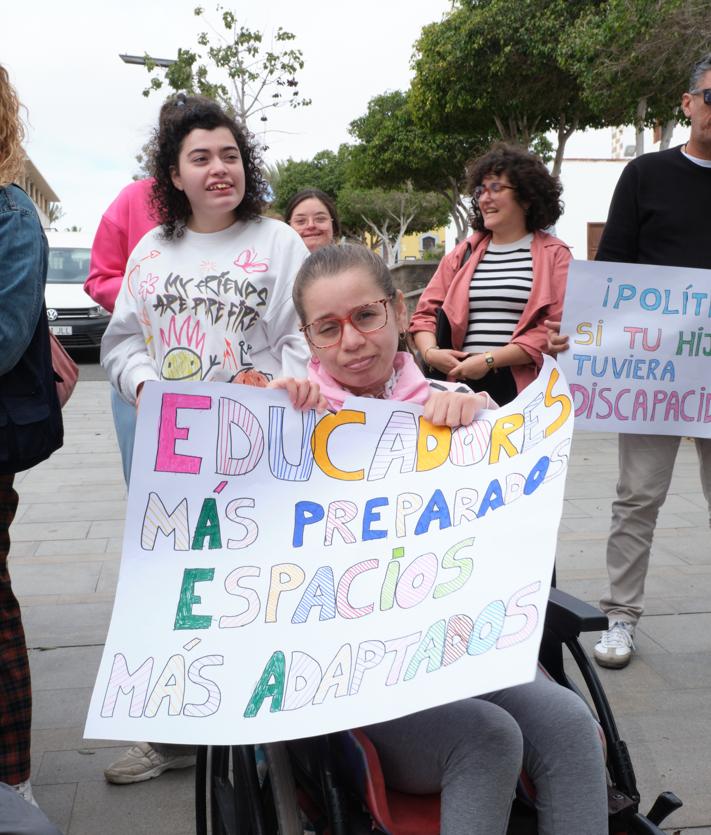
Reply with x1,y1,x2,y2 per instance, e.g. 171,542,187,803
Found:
44,231,110,350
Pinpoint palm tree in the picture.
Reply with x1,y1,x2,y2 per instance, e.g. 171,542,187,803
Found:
262,159,289,203
46,202,65,228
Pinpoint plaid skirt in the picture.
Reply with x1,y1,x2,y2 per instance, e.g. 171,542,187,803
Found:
0,473,31,785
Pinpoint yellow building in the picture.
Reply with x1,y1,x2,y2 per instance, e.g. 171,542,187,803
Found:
365,226,447,262
399,227,446,260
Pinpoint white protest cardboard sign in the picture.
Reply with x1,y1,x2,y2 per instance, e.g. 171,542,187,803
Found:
85,356,572,745
560,259,711,436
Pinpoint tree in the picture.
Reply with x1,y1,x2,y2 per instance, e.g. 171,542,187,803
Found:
338,185,451,266
140,4,310,134
262,159,289,195
410,0,602,176
46,203,65,227
270,146,353,217
270,145,451,260
562,0,711,156
348,90,492,242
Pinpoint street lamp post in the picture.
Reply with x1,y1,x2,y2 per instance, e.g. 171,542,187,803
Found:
119,54,176,68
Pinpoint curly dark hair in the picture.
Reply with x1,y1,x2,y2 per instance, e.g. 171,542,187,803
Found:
284,188,342,239
149,93,267,239
466,143,563,234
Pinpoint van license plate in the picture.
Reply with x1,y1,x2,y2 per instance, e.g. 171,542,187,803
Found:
50,326,72,336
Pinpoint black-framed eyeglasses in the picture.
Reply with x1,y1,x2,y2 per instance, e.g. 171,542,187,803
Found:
690,88,711,105
300,296,393,348
473,182,516,202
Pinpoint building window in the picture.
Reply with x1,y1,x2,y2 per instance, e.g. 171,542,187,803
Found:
420,234,437,253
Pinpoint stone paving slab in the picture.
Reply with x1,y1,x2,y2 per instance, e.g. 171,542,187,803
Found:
22,601,114,647
64,771,195,835
33,538,115,557
10,561,105,596
21,500,128,523
637,612,711,653
31,687,94,732
18,485,127,502
9,381,711,833
11,520,92,542
32,783,76,835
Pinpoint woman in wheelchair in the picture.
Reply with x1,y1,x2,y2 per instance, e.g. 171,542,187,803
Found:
267,243,609,835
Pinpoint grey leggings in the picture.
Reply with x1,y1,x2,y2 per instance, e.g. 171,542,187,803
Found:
363,669,608,835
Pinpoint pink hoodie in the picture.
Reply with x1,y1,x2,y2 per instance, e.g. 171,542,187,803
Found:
84,178,158,312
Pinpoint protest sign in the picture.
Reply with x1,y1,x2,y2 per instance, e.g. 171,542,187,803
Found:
85,356,572,745
559,260,711,436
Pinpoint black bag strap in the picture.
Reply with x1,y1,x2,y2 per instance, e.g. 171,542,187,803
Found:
458,240,472,270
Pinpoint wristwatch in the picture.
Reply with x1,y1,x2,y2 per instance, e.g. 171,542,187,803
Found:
484,351,495,369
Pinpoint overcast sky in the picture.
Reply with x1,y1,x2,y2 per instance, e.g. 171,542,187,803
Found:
2,0,451,236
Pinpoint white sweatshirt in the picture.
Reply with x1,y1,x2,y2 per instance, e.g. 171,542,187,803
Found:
101,217,310,403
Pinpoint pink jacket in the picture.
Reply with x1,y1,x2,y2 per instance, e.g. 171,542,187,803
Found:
408,230,571,392
84,178,158,313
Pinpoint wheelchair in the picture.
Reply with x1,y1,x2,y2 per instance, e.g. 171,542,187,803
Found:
195,588,682,835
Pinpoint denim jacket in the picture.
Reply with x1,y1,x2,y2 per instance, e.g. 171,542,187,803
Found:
0,184,63,473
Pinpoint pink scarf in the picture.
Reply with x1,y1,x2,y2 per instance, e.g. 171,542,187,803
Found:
308,351,431,411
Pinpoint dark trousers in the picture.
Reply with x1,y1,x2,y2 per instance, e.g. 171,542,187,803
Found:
0,474,31,785
470,366,518,407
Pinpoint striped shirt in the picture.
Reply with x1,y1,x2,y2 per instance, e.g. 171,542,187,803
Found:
463,234,533,353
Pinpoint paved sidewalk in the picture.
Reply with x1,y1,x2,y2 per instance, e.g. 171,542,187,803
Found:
9,379,711,833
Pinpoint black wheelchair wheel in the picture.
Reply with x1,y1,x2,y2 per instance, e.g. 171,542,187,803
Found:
196,743,303,835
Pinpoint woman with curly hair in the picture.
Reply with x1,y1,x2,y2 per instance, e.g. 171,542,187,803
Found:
102,93,310,409
410,143,570,405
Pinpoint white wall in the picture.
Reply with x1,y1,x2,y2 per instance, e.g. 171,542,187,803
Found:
555,159,627,259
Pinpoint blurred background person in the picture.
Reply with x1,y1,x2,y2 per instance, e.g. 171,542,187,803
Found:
285,188,341,253
410,143,569,406
84,177,157,484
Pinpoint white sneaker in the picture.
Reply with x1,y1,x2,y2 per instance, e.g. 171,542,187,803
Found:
104,742,196,784
11,779,38,807
594,621,635,669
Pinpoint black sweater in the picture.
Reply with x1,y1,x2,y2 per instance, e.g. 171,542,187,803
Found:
596,146,711,269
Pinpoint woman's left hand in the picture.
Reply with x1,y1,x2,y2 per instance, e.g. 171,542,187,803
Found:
447,353,488,382
423,391,487,427
268,377,328,412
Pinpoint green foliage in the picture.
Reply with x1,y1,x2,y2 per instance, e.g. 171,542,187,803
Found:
338,186,450,235
530,134,554,165
262,159,289,194
348,89,491,241
410,0,602,173
270,146,353,216
338,185,451,264
46,203,65,227
348,90,490,192
561,0,711,127
422,244,445,261
141,4,310,131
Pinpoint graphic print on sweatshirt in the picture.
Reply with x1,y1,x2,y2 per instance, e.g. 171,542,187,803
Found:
127,247,271,383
